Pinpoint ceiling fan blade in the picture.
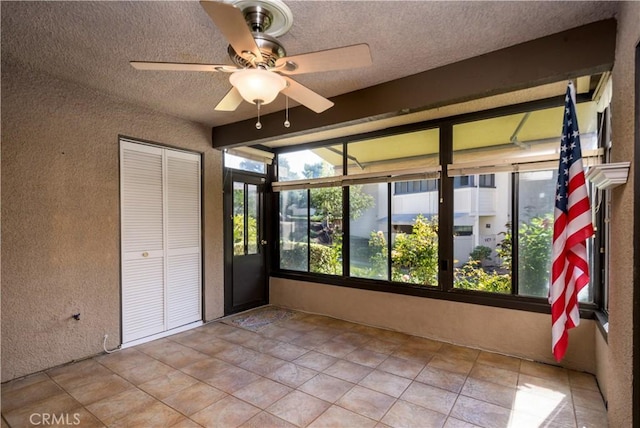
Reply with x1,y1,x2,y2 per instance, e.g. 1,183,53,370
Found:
199,1,263,65
281,77,334,113
275,43,372,75
130,61,238,72
215,87,244,111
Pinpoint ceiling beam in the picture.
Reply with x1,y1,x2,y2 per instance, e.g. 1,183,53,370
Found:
211,18,616,149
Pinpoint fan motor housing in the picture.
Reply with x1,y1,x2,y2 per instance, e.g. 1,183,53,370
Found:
228,33,286,68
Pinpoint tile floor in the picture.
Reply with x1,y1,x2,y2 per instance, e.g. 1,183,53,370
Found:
1,307,608,428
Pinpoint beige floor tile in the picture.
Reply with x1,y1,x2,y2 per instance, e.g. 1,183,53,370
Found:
427,354,474,376
1,376,64,413
86,387,156,425
333,331,373,347
520,360,569,383
568,370,600,392
362,338,401,355
290,332,333,350
299,373,354,403
293,351,337,371
344,349,388,368
461,377,516,409
259,324,304,342
575,404,609,428
238,353,286,377
214,326,261,345
94,348,156,373
438,344,480,363
370,329,411,344
517,373,572,397
205,365,262,393
47,359,113,390
141,341,210,369
416,366,467,394
449,395,512,428
191,395,260,428
163,382,227,416
266,362,318,388
138,370,199,399
189,338,235,356
314,339,358,358
308,405,377,428
336,385,396,421
3,392,81,428
571,386,607,412
391,347,434,364
324,360,373,383
381,399,447,428
110,400,184,428
267,342,309,361
115,358,177,385
1,372,49,395
359,370,412,398
377,356,425,379
215,344,261,365
3,308,605,428
65,373,134,406
400,381,458,415
513,387,575,424
170,417,204,428
404,337,444,353
233,377,292,409
443,417,482,427
267,390,330,427
468,362,519,388
476,351,521,372
68,407,106,427
240,411,298,428
181,358,233,381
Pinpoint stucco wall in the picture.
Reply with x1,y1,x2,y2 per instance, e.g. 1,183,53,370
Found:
1,64,224,382
599,2,639,426
270,277,596,373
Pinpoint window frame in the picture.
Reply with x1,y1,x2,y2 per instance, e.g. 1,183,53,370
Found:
270,93,605,318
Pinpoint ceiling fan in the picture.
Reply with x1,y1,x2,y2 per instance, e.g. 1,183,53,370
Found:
130,0,372,122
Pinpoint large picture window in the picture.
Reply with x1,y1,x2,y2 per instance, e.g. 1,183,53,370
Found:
273,97,603,314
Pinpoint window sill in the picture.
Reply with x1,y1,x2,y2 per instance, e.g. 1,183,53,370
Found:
271,270,601,317
594,310,609,343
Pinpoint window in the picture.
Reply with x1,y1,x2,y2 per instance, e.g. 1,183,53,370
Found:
273,97,603,314
394,179,438,195
350,184,387,280
224,152,266,174
279,189,308,271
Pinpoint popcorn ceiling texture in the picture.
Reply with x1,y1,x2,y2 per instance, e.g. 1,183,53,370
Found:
0,1,618,128
1,63,224,382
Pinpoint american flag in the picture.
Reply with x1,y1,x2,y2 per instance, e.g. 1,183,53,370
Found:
549,81,594,362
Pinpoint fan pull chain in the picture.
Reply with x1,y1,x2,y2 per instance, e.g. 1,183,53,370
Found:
255,100,262,129
284,96,291,128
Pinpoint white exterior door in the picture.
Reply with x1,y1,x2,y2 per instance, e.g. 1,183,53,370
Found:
120,140,201,344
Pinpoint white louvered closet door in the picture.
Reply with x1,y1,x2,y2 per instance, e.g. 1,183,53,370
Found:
166,151,201,330
120,140,201,344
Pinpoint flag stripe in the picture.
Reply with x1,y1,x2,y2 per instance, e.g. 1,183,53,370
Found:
549,82,594,362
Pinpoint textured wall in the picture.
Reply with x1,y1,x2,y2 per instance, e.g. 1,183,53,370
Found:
600,2,639,426
1,64,224,382
270,278,597,373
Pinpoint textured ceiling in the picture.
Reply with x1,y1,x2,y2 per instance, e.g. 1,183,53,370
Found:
1,1,619,129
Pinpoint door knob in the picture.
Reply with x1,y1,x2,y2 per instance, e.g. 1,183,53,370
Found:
142,252,149,257
261,240,267,245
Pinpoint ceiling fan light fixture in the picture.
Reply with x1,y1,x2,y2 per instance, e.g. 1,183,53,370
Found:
229,68,286,105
